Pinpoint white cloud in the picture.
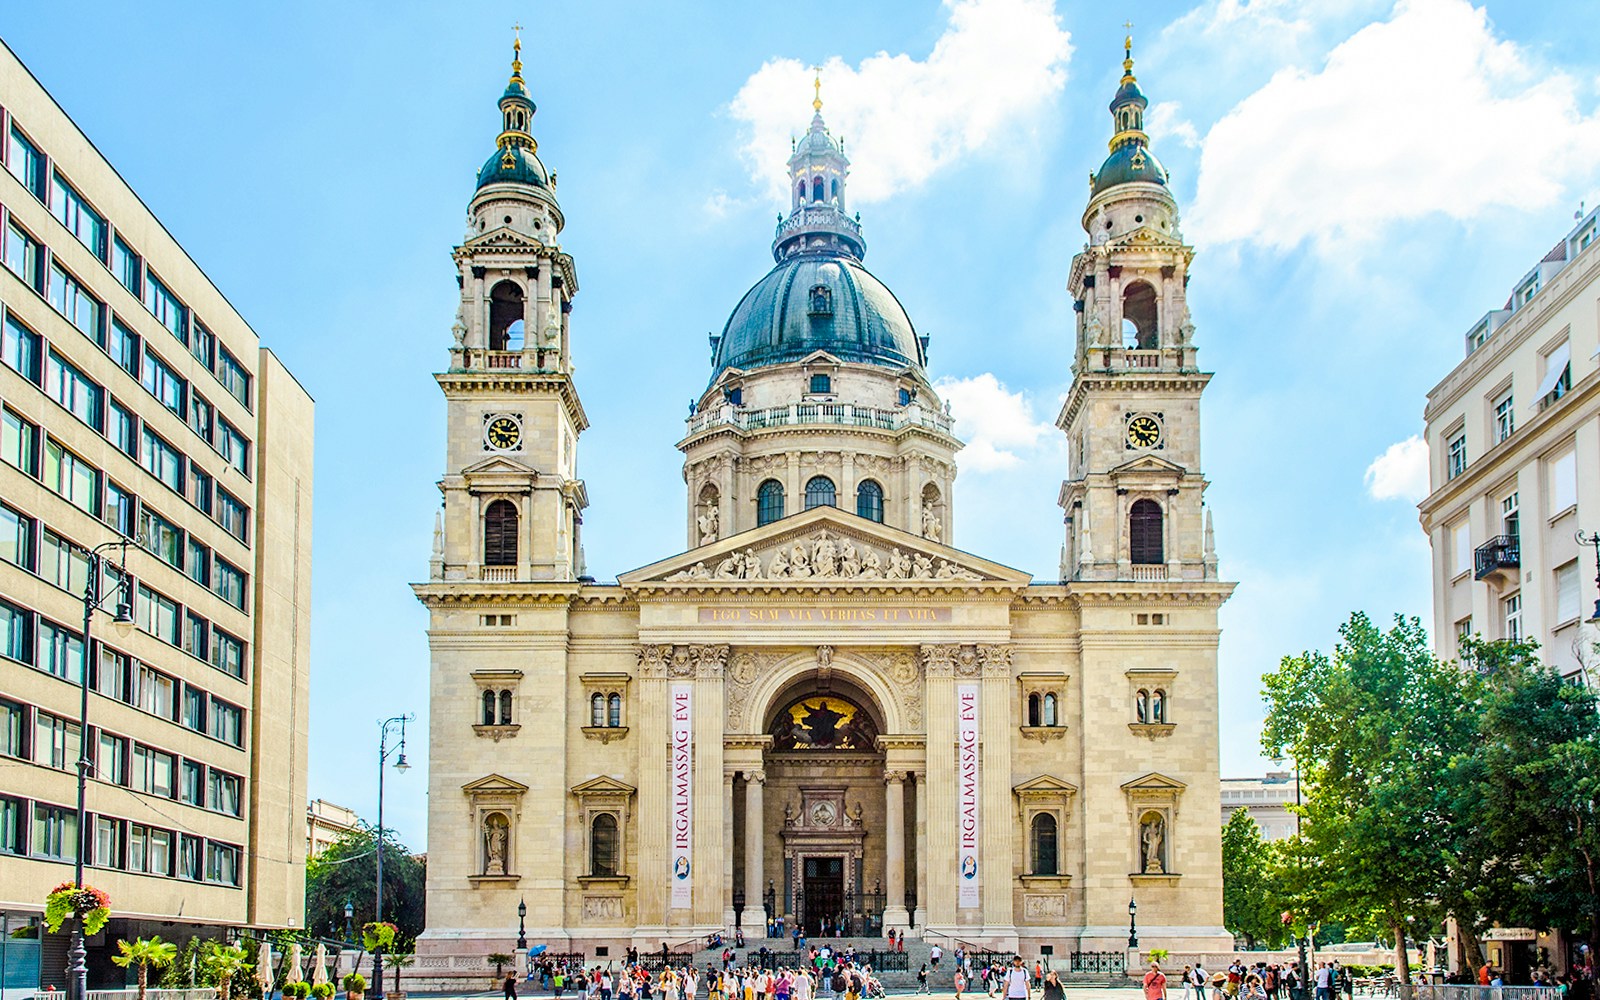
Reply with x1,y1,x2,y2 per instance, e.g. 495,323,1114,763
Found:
1364,434,1430,502
934,373,1054,472
1185,0,1600,250
1146,101,1200,149
727,0,1072,204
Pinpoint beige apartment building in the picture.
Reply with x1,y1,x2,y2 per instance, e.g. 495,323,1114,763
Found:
1421,205,1600,682
307,798,359,859
0,40,313,992
1219,774,1298,842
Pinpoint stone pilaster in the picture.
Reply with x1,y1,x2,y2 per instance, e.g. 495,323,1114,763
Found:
920,644,958,930
979,644,1018,945
744,769,765,928
882,769,909,930
634,644,671,935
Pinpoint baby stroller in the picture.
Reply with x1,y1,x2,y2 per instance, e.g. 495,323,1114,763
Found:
862,977,885,1000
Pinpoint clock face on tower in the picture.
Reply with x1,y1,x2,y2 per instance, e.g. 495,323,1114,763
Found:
1126,414,1163,450
484,415,522,451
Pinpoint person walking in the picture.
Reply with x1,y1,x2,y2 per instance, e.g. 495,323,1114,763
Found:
930,946,943,973
951,968,962,1000
1040,971,1064,1000
507,975,521,1000
1005,957,1033,1000
1144,964,1169,1000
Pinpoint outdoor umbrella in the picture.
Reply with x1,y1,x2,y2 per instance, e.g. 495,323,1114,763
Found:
312,944,329,987
256,942,275,995
287,944,305,986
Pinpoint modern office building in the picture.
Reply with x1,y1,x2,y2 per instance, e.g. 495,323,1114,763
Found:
0,39,314,992
1421,205,1600,684
1219,773,1297,842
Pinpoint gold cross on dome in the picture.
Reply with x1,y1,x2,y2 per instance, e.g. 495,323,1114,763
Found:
812,65,823,112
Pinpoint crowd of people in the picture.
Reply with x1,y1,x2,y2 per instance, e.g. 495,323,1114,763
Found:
512,945,889,1000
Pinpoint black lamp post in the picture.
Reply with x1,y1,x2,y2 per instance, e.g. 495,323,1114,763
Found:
517,899,528,952
1128,897,1138,949
1578,530,1600,624
372,715,412,1000
1273,755,1308,1000
68,540,135,1000
345,902,355,944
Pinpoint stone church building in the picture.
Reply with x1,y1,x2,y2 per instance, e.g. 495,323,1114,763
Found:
414,36,1234,970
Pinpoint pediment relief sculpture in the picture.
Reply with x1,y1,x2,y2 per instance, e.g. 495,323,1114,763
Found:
662,528,983,583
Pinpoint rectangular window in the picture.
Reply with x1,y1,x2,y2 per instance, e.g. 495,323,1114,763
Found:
208,770,240,817
132,744,174,798
46,350,104,431
97,731,126,786
215,558,246,610
41,529,92,596
130,825,173,875
0,796,22,855
180,759,203,805
0,503,34,571
140,347,186,417
217,347,250,409
1504,592,1524,642
50,173,107,260
1494,393,1515,443
1557,560,1581,624
181,685,206,732
1,409,38,476
2,314,42,383
184,611,209,661
136,586,180,646
218,419,249,477
217,488,248,543
142,272,187,344
6,126,47,200
191,321,215,369
37,619,85,683
138,507,183,569
188,463,213,515
186,536,211,586
189,392,213,444
47,262,103,341
44,439,101,517
139,427,183,493
206,841,239,886
105,480,135,538
96,646,129,701
109,318,141,377
1502,491,1521,540
0,698,23,758
210,698,243,747
34,712,80,770
1447,433,1467,480
132,663,174,719
212,629,244,679
31,803,76,861
112,236,142,297
3,220,42,289
1449,521,1469,577
107,398,137,456
178,833,201,880
1551,449,1577,513
0,598,33,663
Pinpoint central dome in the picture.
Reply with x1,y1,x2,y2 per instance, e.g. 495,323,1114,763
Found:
711,253,923,379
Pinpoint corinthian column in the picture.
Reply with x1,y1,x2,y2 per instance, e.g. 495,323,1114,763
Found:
883,770,910,930
744,771,765,929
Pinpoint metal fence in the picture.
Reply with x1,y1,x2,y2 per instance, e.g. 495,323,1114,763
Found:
1415,987,1561,1000
1068,952,1128,975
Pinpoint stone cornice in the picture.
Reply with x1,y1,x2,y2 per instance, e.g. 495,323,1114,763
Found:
435,371,590,432
677,420,963,454
1057,372,1212,430
1068,582,1235,606
624,580,1029,599
412,582,582,607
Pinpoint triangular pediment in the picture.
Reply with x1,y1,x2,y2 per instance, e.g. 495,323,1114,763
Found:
462,226,547,253
571,775,637,797
799,350,845,367
1109,454,1186,478
461,455,537,477
462,773,530,795
1014,774,1079,796
1109,225,1185,250
1121,771,1187,792
618,505,1030,588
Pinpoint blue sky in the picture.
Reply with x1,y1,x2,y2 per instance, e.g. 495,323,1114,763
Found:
6,0,1599,849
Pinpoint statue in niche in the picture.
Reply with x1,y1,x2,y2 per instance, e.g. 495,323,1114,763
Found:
849,801,864,826
784,800,795,824
1136,690,1150,724
921,501,943,543
484,814,510,876
697,506,719,546
1140,814,1166,874
543,295,561,346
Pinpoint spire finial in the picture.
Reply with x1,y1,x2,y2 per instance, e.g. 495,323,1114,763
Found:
1122,21,1136,82
812,65,823,112
511,23,524,81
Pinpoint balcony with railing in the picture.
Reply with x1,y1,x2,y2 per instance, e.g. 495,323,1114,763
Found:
1473,535,1520,582
685,401,955,438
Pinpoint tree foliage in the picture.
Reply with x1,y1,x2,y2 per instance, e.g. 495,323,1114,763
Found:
1222,808,1288,949
305,825,426,947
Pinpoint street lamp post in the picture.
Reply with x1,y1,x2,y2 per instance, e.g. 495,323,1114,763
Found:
517,899,528,952
345,902,355,944
1273,756,1308,1000
372,715,412,1000
1128,897,1138,949
1578,530,1600,623
68,540,135,1000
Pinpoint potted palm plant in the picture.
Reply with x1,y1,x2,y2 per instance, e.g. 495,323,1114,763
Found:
112,936,179,1000
342,973,367,1000
203,942,251,1000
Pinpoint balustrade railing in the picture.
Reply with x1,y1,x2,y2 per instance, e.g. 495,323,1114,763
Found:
1130,564,1169,581
481,565,518,582
686,401,952,437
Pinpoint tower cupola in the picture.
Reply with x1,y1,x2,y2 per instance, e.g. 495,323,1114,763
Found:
774,71,865,262
477,30,552,191
1089,35,1168,197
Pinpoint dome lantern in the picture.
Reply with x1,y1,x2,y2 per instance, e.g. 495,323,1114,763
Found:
476,27,553,192
773,69,865,262
1089,31,1169,197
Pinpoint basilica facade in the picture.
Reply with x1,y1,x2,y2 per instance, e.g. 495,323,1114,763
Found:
414,36,1234,972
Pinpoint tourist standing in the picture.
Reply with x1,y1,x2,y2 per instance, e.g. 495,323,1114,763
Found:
1041,972,1064,1000
1006,957,1033,1000
1143,963,1168,1000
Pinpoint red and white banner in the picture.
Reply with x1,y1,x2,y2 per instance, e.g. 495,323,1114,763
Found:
957,683,980,908
670,684,694,909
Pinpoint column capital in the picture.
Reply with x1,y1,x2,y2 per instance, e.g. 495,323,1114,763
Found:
883,769,908,785
747,770,767,785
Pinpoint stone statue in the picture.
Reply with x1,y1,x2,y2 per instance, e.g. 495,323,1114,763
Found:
911,553,934,579
784,800,795,824
1136,689,1150,724
849,801,864,826
768,547,790,578
789,543,812,578
921,501,943,543
812,535,838,577
484,816,509,876
740,548,762,579
697,506,719,545
859,549,882,579
1141,815,1165,874
839,538,860,577
543,295,562,346
886,548,911,580
715,553,742,580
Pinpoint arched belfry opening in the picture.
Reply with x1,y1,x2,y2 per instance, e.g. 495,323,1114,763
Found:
1122,280,1158,350
489,279,525,351
731,665,915,937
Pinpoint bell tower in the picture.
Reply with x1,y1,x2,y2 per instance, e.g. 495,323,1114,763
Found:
432,33,589,584
1057,36,1218,584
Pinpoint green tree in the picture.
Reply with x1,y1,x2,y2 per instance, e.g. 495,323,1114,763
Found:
112,936,179,1000
1263,613,1478,983
161,938,205,989
487,953,513,980
305,825,426,947
202,942,251,1000
1222,808,1287,949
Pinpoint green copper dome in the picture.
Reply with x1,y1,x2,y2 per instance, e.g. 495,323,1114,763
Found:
477,144,549,190
1092,141,1167,195
711,254,923,379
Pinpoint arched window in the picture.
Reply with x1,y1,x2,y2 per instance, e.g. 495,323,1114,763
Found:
607,693,622,728
1122,280,1158,350
1027,693,1041,727
812,175,825,202
591,693,605,728
482,690,496,726
590,813,619,877
1031,813,1059,875
856,480,884,522
499,690,513,726
797,179,808,202
1129,499,1163,564
484,500,519,566
1152,689,1166,723
805,476,836,510
489,280,525,352
757,480,785,526
1136,689,1150,724
1042,693,1057,727
829,179,839,202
